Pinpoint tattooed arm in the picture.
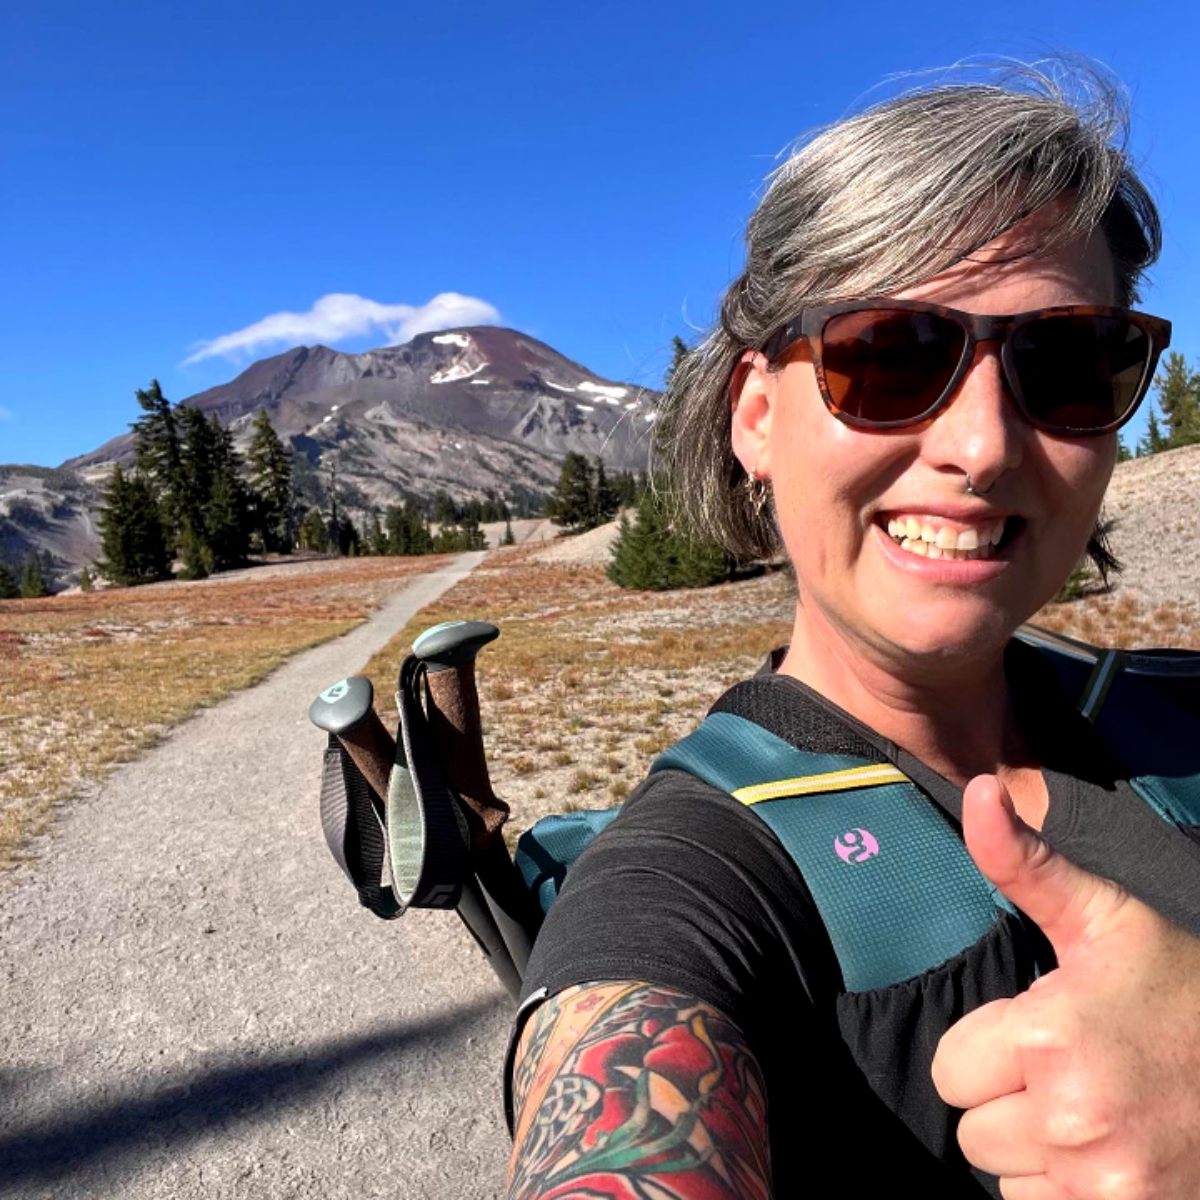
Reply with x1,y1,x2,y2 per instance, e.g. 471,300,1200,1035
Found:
506,981,772,1200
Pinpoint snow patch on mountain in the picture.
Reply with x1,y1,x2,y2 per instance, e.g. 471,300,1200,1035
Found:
578,381,627,401
432,332,472,348
431,360,486,384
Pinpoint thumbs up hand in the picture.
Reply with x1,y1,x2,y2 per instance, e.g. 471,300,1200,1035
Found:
931,776,1200,1200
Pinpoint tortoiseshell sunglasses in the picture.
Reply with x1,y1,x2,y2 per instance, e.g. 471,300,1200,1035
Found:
761,300,1172,436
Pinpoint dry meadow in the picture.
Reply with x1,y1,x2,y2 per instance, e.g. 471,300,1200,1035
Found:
2,517,1198,868
0,555,435,867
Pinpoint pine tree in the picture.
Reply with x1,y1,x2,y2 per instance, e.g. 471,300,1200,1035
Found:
501,518,516,546
665,335,690,388
366,512,387,556
460,513,487,550
246,410,294,552
79,565,94,592
97,465,173,586
608,488,733,591
1153,352,1200,449
592,457,620,525
131,380,183,548
1140,407,1168,457
0,562,17,599
298,507,329,552
19,553,50,598
547,452,596,533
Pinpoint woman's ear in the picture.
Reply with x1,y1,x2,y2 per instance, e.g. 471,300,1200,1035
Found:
730,351,774,480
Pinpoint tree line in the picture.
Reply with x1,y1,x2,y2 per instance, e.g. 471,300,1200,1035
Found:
1122,352,1200,458
97,381,294,585
93,381,506,589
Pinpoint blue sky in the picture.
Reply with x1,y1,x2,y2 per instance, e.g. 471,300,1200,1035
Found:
2,0,1196,466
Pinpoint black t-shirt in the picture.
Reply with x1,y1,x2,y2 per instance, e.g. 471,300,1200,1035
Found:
513,641,1200,1197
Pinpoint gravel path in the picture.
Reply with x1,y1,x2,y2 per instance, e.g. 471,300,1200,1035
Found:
0,551,514,1200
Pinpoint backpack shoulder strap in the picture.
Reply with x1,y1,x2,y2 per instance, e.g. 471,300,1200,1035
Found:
652,712,1009,992
1017,624,1200,827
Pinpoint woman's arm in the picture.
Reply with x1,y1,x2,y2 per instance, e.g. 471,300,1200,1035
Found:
507,980,772,1200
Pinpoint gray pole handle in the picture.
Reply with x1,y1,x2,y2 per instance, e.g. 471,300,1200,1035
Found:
308,676,395,803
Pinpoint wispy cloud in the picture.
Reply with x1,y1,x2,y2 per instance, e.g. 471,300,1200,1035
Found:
0,405,13,421
183,292,502,364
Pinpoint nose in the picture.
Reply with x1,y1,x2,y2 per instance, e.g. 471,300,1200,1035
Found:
920,341,1026,493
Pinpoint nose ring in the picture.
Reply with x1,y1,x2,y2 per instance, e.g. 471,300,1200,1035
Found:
964,475,995,497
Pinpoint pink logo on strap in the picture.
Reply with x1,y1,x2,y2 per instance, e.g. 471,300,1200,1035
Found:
834,828,880,864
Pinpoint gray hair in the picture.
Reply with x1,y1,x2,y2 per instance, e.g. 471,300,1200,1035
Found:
656,64,1162,570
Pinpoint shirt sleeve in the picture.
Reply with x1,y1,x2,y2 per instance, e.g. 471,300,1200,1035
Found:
517,767,838,1060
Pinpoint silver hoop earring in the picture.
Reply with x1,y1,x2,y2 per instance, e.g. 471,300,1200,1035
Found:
964,475,995,498
745,472,770,517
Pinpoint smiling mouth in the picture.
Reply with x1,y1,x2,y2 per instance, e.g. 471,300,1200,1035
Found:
881,514,1024,560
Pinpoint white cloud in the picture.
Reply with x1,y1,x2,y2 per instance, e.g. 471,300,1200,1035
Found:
184,292,501,364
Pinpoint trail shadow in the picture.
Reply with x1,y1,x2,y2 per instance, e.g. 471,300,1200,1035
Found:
0,995,504,1189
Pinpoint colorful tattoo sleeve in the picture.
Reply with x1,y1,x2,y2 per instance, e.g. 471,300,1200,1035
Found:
507,982,771,1200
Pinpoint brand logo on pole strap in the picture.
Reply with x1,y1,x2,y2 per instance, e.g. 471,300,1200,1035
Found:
834,828,880,864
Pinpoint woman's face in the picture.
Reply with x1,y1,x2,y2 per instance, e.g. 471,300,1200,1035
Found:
731,219,1120,672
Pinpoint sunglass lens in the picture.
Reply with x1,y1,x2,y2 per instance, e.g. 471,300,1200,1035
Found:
1010,315,1150,432
821,310,966,424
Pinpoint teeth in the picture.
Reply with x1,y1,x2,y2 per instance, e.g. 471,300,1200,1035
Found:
927,544,942,559
901,538,928,556
887,515,1012,555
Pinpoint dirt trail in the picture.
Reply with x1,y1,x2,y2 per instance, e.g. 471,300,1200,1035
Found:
0,551,513,1200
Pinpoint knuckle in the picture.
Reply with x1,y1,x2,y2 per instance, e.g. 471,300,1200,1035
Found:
1041,1097,1117,1148
1090,1163,1155,1200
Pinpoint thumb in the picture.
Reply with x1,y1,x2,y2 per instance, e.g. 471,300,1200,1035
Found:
962,774,1127,959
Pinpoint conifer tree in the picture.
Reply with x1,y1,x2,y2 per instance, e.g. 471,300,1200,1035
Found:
665,335,690,388
1140,408,1168,457
19,553,50,598
608,487,732,591
79,565,94,592
1153,352,1200,449
502,518,516,546
0,562,17,599
97,465,173,586
366,512,387,556
547,452,596,533
131,379,183,545
592,457,620,525
298,507,329,552
246,410,294,552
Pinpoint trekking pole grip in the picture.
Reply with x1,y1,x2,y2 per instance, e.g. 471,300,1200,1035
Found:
308,676,395,803
412,621,508,842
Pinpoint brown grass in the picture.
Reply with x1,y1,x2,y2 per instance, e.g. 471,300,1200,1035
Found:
1032,591,1200,651
0,555,436,868
10,535,1195,875
360,553,795,847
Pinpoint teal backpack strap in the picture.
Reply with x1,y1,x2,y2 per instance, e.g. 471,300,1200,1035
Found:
652,712,1008,993
1019,625,1200,828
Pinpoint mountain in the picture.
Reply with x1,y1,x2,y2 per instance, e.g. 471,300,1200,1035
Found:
1,327,658,584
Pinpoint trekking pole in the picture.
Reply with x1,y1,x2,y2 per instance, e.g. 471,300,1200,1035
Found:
412,621,543,977
309,674,523,998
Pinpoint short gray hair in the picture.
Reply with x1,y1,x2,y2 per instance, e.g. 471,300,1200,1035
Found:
656,64,1161,567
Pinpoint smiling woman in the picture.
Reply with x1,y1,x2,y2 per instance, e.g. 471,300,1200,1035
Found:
505,64,1200,1200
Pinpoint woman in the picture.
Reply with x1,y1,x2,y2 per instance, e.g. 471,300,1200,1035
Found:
505,70,1200,1199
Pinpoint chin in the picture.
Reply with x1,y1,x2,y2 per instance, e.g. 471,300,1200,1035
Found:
874,603,1019,667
